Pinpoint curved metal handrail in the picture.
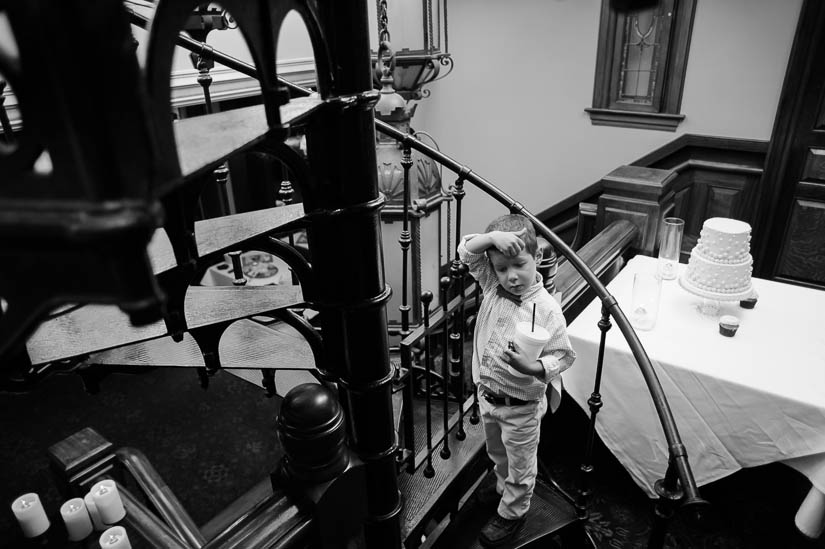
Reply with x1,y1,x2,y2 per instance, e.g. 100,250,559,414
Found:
376,124,703,511
127,7,703,507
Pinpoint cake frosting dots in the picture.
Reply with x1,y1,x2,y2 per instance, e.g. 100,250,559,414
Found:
681,218,753,298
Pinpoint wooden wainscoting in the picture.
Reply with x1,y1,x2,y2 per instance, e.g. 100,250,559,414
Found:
538,134,769,267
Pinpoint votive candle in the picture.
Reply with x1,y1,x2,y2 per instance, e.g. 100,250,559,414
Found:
84,492,107,531
98,525,131,549
60,497,93,541
11,492,50,538
91,480,126,524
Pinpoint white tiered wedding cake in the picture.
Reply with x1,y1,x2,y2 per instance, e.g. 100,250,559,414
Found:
679,217,754,300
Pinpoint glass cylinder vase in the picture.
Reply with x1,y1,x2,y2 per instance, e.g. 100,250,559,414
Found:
657,217,685,280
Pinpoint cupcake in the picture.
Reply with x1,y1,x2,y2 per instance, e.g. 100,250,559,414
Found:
719,315,740,337
740,291,758,309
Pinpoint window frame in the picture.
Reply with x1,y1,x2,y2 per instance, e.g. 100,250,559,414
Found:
586,0,697,131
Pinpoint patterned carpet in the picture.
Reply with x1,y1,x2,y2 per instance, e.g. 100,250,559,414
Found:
1,365,824,548
0,366,282,548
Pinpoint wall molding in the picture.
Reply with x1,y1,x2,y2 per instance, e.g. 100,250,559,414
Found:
169,57,316,108
0,57,317,131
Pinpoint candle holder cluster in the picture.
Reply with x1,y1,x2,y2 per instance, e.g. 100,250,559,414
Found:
10,480,129,547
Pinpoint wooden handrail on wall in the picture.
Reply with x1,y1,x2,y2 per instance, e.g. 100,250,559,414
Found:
557,219,638,323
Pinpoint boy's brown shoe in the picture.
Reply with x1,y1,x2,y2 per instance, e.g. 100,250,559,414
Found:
479,514,525,547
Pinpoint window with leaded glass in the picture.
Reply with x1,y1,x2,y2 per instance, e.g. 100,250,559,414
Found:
586,0,696,131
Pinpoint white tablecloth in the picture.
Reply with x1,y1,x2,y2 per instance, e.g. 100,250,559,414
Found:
564,255,825,498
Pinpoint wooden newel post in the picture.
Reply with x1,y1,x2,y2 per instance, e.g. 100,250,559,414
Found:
596,165,679,256
273,384,367,548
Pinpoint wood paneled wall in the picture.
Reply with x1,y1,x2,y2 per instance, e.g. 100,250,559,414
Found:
539,134,769,266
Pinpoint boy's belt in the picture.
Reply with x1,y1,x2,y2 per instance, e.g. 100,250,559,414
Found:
482,391,532,406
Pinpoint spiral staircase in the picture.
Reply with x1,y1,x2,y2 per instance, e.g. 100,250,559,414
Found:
0,1,708,547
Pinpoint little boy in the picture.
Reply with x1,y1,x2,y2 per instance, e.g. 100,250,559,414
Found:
458,214,576,547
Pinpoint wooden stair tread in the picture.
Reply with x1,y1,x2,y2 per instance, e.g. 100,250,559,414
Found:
175,97,323,179
148,203,305,274
27,285,303,365
227,368,319,397
186,285,303,329
219,319,315,370
85,332,204,368
399,413,487,543
81,319,315,371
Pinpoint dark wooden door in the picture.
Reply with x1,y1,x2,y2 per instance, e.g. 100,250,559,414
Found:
752,0,825,289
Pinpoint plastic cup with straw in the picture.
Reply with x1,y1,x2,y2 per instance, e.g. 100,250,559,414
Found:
510,302,550,378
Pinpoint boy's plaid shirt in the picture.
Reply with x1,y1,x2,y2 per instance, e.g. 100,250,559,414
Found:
459,237,576,402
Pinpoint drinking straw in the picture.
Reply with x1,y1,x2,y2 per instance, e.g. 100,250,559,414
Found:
531,303,536,332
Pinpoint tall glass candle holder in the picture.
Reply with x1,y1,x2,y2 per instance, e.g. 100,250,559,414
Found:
657,217,685,280
629,272,662,331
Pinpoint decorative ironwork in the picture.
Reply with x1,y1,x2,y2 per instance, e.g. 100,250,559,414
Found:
400,142,413,340
450,176,468,440
371,0,453,100
187,17,231,216
421,290,436,478
374,72,447,336
449,263,467,441
374,92,443,215
577,304,611,520
277,179,300,285
439,276,451,460
470,279,482,424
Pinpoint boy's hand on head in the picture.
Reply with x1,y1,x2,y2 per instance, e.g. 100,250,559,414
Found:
503,341,542,378
490,228,528,257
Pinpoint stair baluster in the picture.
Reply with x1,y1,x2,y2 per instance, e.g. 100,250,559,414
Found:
450,176,468,440
196,48,215,113
470,279,481,424
278,179,300,285
448,282,466,441
0,80,14,145
422,291,436,478
576,303,611,520
439,276,451,460
193,42,231,217
397,142,417,472
399,142,413,342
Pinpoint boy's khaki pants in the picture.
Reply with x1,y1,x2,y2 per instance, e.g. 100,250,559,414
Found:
479,394,548,520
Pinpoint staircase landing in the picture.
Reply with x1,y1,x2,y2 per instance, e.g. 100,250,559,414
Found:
431,474,579,549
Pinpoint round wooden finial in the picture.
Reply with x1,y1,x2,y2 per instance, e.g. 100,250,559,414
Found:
277,384,348,483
